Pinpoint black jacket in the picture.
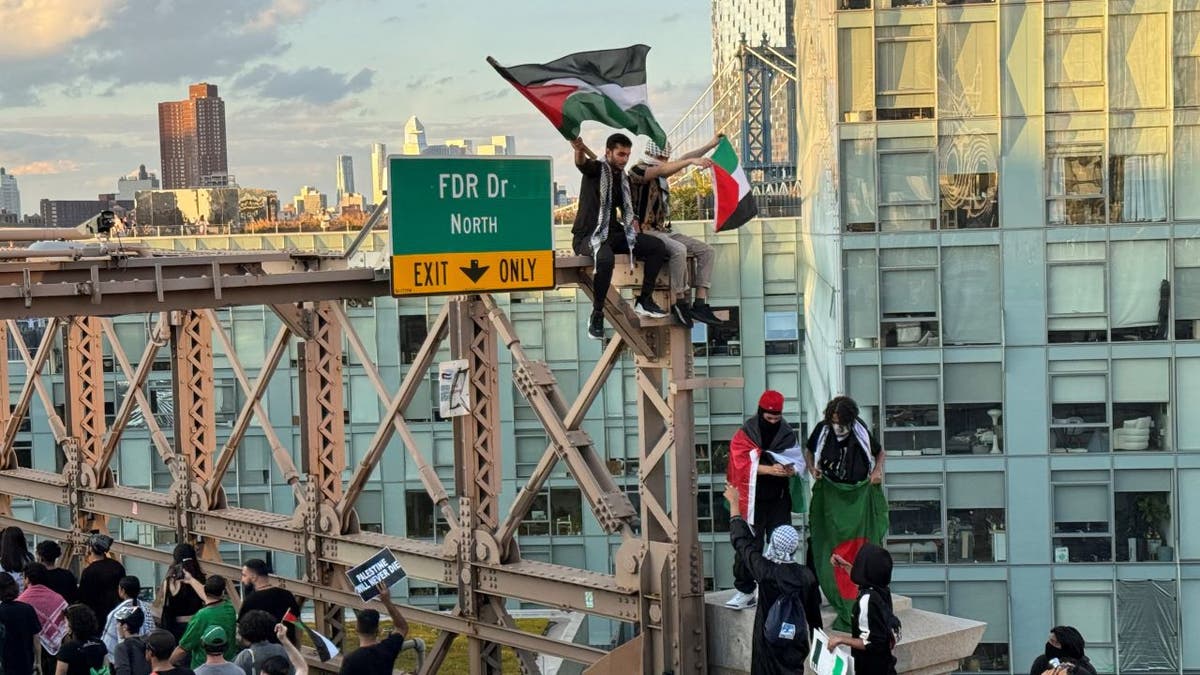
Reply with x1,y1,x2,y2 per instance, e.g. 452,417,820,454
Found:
730,517,823,675
850,543,899,675
1029,626,1098,675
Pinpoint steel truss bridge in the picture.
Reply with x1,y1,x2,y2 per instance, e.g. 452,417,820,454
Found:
0,228,740,674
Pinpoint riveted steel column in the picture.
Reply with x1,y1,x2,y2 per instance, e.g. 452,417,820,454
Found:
63,317,108,537
171,310,220,558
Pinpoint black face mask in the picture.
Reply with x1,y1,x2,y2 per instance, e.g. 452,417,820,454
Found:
1045,642,1069,662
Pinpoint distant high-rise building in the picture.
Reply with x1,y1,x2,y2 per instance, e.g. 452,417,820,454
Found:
158,83,229,189
293,186,327,215
370,143,387,206
117,164,161,201
0,167,19,217
336,155,355,204
445,139,474,154
403,116,427,155
477,135,516,156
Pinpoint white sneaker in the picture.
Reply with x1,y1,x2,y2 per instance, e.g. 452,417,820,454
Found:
724,590,757,610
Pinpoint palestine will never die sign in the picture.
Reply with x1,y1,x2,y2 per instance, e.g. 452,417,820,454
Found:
389,155,555,297
346,548,407,601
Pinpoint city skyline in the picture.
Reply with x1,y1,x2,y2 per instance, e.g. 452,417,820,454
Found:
0,0,710,213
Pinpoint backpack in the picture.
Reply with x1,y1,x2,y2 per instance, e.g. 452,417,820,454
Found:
763,591,810,653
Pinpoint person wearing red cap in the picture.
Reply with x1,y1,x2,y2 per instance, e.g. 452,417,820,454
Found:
724,390,806,610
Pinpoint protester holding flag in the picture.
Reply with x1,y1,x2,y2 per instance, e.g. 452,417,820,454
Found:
569,133,671,340
724,483,822,675
628,135,723,327
724,390,805,611
805,396,890,630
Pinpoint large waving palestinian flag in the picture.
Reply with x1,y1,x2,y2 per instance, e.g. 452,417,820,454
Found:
810,479,890,631
488,45,667,146
707,137,758,232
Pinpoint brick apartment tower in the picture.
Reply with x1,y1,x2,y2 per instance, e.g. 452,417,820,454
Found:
158,83,228,189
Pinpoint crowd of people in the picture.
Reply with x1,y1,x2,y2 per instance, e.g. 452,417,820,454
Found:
0,533,411,675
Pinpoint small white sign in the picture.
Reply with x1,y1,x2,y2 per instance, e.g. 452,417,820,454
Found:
810,628,854,675
1054,546,1071,563
438,359,470,418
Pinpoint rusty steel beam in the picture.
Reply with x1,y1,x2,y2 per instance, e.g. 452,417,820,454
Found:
1,318,64,450
99,316,175,473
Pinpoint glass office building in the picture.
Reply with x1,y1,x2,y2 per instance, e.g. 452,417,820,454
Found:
5,220,806,648
795,0,1200,672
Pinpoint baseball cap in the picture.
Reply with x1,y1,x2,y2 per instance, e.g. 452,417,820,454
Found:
201,625,228,649
758,390,784,414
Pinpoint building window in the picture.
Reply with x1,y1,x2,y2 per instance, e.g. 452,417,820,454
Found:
875,24,935,120
1176,123,1200,220
355,491,383,534
405,490,449,540
1052,472,1113,562
692,307,740,356
1047,242,1107,342
839,27,875,121
938,131,998,228
878,138,937,231
841,139,877,232
697,487,731,534
398,315,427,365
846,365,881,436
1179,10,1200,108
520,488,583,536
879,248,939,347
1046,14,1105,112
941,246,1000,344
950,581,1009,673
1054,580,1116,672
1176,239,1200,339
845,250,879,347
886,473,943,563
946,473,1006,563
1109,10,1168,111
1114,470,1172,563
937,19,998,118
1047,140,1107,225
883,364,941,455
1112,359,1169,451
1109,129,1167,223
764,311,800,355
943,363,1002,455
1049,361,1109,453
8,318,47,361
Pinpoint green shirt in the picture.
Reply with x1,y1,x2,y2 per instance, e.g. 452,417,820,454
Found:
178,599,238,667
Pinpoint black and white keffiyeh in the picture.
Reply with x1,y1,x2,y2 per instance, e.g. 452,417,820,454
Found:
589,161,637,269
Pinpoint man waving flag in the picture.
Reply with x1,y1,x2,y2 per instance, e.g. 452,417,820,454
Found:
488,44,668,146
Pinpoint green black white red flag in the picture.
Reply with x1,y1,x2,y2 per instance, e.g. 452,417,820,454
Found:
809,479,890,631
707,136,758,232
487,45,668,146
283,609,339,661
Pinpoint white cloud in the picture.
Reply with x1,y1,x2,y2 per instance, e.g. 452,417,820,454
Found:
9,160,81,176
244,0,309,32
0,0,123,59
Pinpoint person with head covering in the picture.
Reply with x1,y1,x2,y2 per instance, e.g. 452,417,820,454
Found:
627,134,723,327
1030,626,1098,675
193,625,242,675
723,484,823,675
724,390,805,610
827,543,901,675
77,532,126,623
111,604,152,675
161,543,206,640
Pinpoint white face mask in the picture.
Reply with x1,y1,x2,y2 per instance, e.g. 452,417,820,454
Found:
833,423,849,437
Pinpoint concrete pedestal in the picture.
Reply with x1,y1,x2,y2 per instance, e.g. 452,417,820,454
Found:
705,590,985,675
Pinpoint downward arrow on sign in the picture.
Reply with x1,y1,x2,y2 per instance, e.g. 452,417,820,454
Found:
460,259,490,283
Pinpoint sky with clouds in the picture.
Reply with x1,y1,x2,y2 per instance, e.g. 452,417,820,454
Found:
0,0,713,213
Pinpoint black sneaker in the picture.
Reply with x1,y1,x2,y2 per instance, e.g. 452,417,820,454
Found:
671,300,694,328
587,312,605,340
690,301,723,325
634,297,668,319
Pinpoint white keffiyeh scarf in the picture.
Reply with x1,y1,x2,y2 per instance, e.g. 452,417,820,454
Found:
589,161,636,270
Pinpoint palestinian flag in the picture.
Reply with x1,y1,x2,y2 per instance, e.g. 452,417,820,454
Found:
809,479,890,631
707,137,758,232
488,45,667,146
283,609,340,661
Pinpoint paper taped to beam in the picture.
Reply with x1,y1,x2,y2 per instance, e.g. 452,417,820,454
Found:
439,359,470,418
810,628,854,675
346,548,407,601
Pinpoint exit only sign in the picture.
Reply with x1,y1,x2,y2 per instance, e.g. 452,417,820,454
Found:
389,155,555,297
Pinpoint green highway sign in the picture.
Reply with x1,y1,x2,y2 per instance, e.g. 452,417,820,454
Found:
389,155,555,296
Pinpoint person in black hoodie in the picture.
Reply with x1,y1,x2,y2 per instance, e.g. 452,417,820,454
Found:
827,543,900,675
724,390,805,610
1029,626,1098,675
724,484,823,675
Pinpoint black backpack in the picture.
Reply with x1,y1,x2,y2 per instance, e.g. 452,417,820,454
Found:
763,591,810,653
